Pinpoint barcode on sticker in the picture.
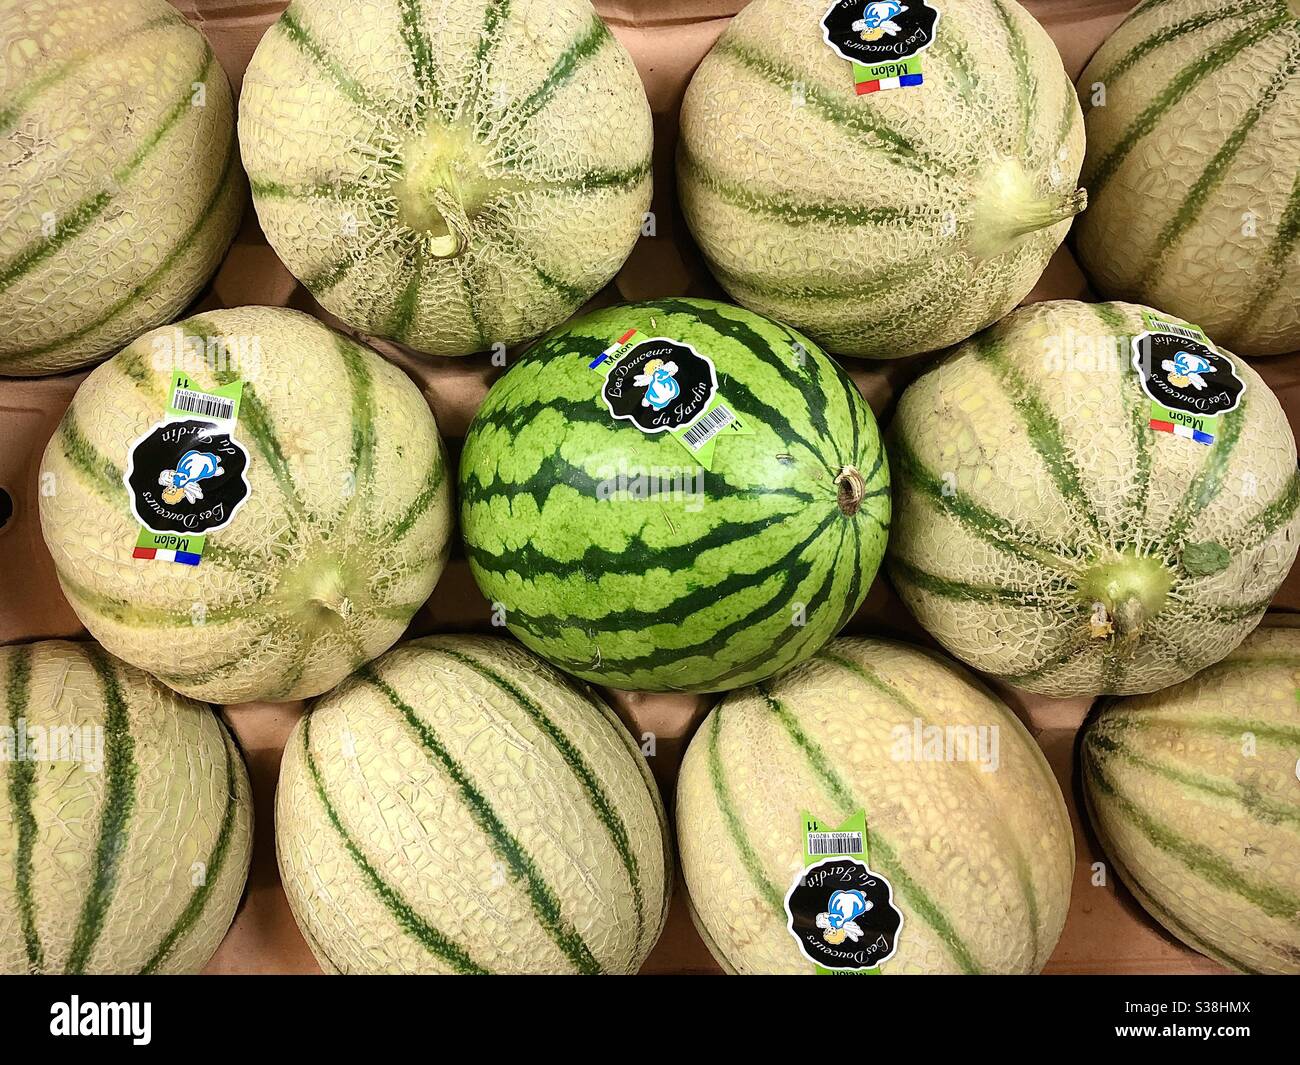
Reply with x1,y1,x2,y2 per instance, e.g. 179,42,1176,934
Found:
1151,320,1204,342
681,403,736,451
172,388,235,421
807,831,864,856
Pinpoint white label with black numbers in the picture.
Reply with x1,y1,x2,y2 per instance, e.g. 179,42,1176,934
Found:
807,830,864,856
1145,317,1205,342
171,388,236,422
680,403,737,452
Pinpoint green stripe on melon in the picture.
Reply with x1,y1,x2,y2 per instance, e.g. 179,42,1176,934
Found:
0,641,252,975
1075,0,1300,355
238,0,652,357
1082,624,1300,974
0,0,245,376
275,635,671,975
676,0,1086,359
459,297,888,692
676,637,1074,974
38,306,453,704
887,299,1300,697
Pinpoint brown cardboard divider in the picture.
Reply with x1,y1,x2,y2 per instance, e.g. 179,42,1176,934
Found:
0,374,90,643
209,700,322,975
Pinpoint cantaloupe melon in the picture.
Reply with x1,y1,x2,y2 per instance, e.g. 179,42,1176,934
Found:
1075,0,1300,356
677,0,1085,359
1082,624,1300,974
38,305,452,704
238,0,652,357
0,640,252,974
888,299,1300,697
276,635,672,974
676,637,1074,974
0,0,244,377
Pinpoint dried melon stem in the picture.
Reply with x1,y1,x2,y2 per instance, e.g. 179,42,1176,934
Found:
391,124,493,258
834,465,867,516
968,158,1087,259
279,554,361,628
1077,553,1173,640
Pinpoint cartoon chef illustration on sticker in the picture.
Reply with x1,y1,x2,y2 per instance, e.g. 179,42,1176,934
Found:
852,1,907,39
158,449,224,505
816,888,872,945
633,359,681,411
1161,349,1212,391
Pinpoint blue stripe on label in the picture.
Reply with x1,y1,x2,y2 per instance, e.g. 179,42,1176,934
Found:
1191,429,1214,445
588,353,609,369
899,73,923,87
175,551,203,566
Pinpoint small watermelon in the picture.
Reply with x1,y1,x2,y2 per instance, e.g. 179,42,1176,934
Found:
1075,0,1300,356
0,0,244,376
1082,624,1300,974
0,641,253,975
459,298,889,692
887,299,1300,697
276,634,672,974
677,0,1085,359
38,306,452,704
238,0,651,357
676,637,1074,974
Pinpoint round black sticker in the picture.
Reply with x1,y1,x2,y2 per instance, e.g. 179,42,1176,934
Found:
125,419,250,535
785,856,904,970
821,0,940,65
1131,333,1245,417
601,337,718,434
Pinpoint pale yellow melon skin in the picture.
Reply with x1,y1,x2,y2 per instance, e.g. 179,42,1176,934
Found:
676,637,1074,974
0,641,252,975
888,299,1300,697
677,0,1085,359
1075,0,1300,356
238,0,652,357
0,0,244,377
276,635,672,974
1082,624,1300,974
38,306,452,704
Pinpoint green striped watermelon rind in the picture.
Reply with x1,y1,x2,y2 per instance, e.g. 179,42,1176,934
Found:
277,634,671,974
458,297,890,693
2,641,253,975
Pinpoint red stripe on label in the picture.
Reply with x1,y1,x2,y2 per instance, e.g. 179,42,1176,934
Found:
1149,420,1175,433
132,548,158,560
856,80,881,95
617,328,637,344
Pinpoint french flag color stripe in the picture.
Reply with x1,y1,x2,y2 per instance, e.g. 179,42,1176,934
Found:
589,328,639,369
856,72,923,95
133,547,202,566
1150,419,1213,445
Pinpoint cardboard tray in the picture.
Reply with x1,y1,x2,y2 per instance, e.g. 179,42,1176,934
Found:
2,0,1295,975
